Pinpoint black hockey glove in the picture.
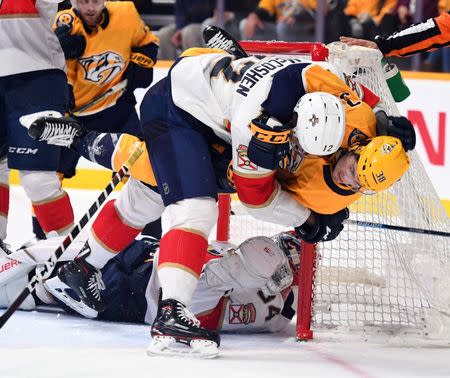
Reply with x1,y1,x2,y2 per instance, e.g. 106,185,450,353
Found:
376,111,416,151
247,115,292,170
295,208,349,244
124,45,158,92
55,24,86,59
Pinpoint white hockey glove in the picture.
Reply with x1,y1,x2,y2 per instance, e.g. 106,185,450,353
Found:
204,236,293,295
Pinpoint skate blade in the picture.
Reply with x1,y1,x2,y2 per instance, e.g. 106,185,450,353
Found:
44,277,98,319
146,336,219,359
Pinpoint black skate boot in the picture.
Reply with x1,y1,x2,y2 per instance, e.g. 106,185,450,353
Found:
28,116,86,148
148,298,220,358
202,25,248,59
44,243,105,318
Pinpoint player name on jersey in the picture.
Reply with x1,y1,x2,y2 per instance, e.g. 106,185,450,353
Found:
237,57,304,97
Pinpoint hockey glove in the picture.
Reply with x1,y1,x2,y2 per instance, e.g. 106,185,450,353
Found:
295,208,349,244
376,111,416,151
247,115,292,170
124,45,158,92
55,24,86,59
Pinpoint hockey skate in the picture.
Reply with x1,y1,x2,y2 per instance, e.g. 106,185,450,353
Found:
28,116,85,148
147,298,220,359
202,25,248,59
44,243,105,319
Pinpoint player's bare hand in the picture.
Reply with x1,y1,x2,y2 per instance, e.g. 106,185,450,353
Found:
340,36,377,49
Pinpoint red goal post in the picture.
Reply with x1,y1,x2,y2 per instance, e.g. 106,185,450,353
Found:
214,41,450,342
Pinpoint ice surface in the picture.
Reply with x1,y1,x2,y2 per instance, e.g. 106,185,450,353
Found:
2,187,450,378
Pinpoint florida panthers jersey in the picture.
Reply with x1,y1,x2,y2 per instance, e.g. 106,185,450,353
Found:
0,0,66,77
54,1,158,114
144,252,295,332
169,49,376,224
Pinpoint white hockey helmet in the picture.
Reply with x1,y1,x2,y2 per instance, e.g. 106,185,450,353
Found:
294,92,346,156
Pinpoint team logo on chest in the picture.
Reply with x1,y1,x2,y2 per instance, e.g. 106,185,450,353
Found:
79,51,125,85
229,303,256,324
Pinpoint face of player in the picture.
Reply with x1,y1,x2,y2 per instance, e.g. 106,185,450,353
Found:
332,151,361,191
76,0,105,27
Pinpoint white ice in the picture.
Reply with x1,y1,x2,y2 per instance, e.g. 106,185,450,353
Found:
1,187,450,378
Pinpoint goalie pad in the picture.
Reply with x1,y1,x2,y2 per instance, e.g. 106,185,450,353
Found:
0,275,37,310
0,237,83,286
204,236,293,294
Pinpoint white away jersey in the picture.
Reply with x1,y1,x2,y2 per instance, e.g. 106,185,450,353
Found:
144,252,295,333
0,0,66,77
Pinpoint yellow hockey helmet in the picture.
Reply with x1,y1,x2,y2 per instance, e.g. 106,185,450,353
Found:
352,136,410,193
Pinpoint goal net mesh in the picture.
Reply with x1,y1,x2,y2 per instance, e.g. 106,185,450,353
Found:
218,41,450,340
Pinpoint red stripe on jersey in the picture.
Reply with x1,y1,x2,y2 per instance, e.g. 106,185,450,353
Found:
233,173,276,206
197,296,226,330
0,0,38,15
360,84,380,108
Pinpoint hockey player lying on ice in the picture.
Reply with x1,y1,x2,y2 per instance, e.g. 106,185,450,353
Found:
21,45,413,357
0,232,301,335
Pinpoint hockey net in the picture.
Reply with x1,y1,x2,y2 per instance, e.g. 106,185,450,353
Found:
214,41,450,342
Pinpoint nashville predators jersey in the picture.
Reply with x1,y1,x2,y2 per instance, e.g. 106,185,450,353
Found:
276,155,361,215
54,1,158,115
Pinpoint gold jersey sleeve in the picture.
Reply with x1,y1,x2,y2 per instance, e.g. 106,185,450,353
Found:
112,134,157,186
54,2,158,115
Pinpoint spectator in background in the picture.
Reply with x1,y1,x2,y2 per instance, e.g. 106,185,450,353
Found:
201,0,259,41
240,0,317,42
157,0,215,60
344,0,398,41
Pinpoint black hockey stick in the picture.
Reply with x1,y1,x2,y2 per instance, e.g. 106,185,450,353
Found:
346,219,450,237
0,146,144,329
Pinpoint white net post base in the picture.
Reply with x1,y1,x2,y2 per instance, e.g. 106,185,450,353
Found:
214,41,450,343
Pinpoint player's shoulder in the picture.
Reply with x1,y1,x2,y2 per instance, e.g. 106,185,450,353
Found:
106,1,139,16
55,8,77,29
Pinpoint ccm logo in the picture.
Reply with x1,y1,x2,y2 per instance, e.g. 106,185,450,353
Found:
0,259,19,273
8,147,38,154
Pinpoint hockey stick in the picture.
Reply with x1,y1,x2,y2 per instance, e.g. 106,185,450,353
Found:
71,79,128,116
0,145,144,329
346,219,450,237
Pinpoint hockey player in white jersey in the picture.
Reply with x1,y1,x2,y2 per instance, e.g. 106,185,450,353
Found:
25,42,412,357
0,232,301,347
0,0,76,247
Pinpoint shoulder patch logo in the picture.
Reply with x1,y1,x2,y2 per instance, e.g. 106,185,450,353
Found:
56,12,74,28
229,303,256,324
79,51,125,85
237,144,257,171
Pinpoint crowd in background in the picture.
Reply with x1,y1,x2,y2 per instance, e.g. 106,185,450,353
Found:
59,0,450,72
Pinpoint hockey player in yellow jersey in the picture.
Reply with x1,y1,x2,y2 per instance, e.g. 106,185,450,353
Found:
53,0,159,132
21,0,160,243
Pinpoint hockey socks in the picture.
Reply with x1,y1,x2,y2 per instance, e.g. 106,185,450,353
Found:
0,183,9,240
87,200,142,268
32,191,74,235
157,229,208,305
